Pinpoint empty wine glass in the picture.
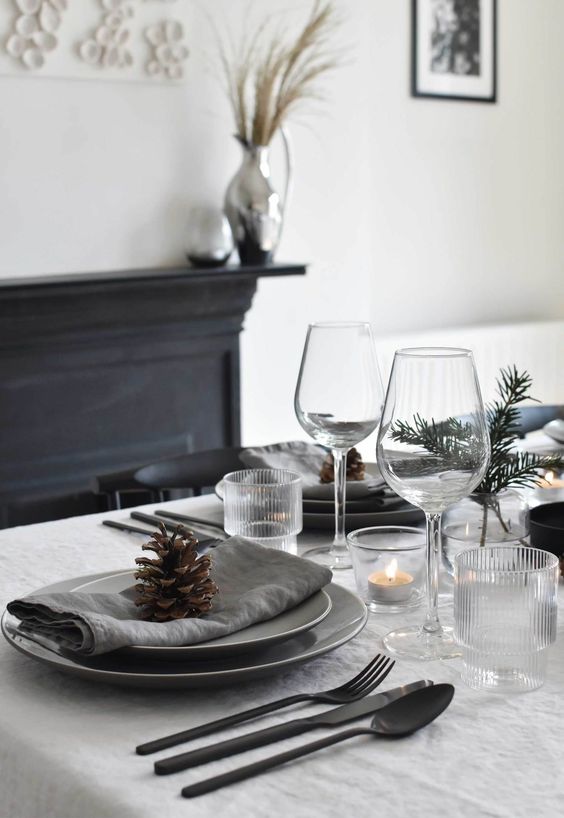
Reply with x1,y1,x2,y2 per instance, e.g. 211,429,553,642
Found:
295,322,384,569
376,347,490,660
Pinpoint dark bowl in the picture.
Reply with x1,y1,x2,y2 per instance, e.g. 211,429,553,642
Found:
530,502,564,556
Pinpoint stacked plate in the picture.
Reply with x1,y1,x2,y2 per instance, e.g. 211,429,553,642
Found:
216,463,425,532
2,570,367,689
302,494,425,531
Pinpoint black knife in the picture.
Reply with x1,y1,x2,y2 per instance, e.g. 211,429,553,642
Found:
131,510,227,544
130,511,181,531
154,680,432,775
154,509,226,537
102,519,220,551
103,520,159,537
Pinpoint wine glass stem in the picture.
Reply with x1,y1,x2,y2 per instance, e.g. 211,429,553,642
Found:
332,448,349,551
423,512,442,634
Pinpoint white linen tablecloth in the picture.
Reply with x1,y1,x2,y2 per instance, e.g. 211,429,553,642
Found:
1,496,563,818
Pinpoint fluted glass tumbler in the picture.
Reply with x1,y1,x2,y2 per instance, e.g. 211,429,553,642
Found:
223,469,302,553
454,546,559,692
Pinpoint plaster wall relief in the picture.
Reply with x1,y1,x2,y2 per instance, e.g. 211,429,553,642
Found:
145,20,188,80
0,0,192,81
78,0,135,70
6,0,69,71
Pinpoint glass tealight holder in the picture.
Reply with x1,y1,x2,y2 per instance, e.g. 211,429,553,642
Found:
347,527,426,613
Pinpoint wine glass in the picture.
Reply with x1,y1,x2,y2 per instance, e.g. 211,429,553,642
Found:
295,322,384,569
376,347,490,660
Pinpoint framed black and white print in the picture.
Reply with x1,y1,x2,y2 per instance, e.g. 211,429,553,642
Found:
411,0,497,102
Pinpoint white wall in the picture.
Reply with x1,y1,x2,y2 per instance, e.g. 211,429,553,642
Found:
0,1,563,454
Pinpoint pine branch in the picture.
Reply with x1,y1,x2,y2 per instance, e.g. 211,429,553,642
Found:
391,415,474,456
389,365,564,495
479,453,564,493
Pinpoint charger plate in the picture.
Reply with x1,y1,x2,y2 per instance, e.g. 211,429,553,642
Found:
2,579,367,689
2,570,332,662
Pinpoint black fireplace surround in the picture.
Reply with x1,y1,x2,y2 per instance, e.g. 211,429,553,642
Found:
0,263,305,528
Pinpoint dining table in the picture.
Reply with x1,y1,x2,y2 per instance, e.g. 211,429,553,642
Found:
1,492,563,818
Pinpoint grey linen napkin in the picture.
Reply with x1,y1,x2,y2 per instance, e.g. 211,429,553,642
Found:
240,440,386,499
7,537,332,656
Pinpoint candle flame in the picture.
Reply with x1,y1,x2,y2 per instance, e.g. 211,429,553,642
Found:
385,558,398,582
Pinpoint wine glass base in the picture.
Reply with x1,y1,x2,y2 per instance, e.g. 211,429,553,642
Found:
383,625,461,660
302,545,352,570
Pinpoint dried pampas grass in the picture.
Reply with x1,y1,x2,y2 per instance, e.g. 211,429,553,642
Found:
216,1,341,147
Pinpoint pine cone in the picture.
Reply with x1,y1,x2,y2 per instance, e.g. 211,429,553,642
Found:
134,523,218,622
319,448,366,483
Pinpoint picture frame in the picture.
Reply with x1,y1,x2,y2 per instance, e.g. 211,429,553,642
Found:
411,0,497,103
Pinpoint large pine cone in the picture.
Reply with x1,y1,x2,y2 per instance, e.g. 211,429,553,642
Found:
320,448,366,483
134,523,218,622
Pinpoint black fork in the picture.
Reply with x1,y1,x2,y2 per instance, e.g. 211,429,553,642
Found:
136,654,394,756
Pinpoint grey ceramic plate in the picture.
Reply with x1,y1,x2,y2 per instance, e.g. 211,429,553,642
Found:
303,505,425,532
1,580,367,689
544,419,564,444
66,570,332,660
215,462,386,502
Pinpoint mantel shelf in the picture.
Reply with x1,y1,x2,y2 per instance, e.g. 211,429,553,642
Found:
0,262,307,292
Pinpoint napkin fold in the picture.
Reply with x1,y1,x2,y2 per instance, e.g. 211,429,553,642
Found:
240,440,386,499
7,538,332,657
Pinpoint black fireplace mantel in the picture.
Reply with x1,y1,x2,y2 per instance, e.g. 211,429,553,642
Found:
0,263,306,527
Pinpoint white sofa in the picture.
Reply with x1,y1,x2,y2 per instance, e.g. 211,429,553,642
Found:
374,320,564,405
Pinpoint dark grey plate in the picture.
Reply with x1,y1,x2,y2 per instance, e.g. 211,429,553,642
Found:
1,580,367,689
67,570,332,660
303,506,425,531
302,495,408,514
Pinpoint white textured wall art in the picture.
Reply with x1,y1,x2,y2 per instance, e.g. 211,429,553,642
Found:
6,0,68,71
145,20,188,79
78,0,135,70
0,0,192,82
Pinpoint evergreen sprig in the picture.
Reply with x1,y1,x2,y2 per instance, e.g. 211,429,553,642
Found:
391,414,474,456
390,366,564,494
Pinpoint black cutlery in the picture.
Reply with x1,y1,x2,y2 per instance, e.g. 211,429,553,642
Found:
154,680,431,775
103,520,159,537
131,511,227,544
136,653,394,756
154,509,226,536
102,519,220,551
130,511,184,531
181,683,454,798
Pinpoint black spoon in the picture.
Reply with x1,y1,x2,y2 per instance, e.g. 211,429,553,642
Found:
181,683,455,798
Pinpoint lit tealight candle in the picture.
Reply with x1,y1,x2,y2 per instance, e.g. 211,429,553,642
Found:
368,558,414,605
537,471,564,489
534,471,564,504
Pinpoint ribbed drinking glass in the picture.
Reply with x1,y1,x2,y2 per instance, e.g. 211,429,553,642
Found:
223,469,302,553
454,546,558,692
